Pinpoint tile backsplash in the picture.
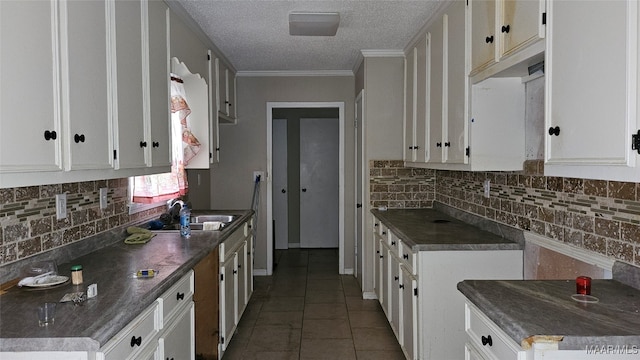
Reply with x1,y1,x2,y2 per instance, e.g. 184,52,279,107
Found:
369,160,435,209
437,160,640,266
0,178,163,267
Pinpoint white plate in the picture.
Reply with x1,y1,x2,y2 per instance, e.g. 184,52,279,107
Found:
22,275,69,288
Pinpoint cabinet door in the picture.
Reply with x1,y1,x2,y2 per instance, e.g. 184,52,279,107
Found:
468,0,496,75
415,37,429,163
499,0,543,59
444,0,468,164
373,229,382,301
216,59,228,117
147,0,171,168
112,0,146,170
380,241,391,319
162,302,194,360
208,51,220,163
401,267,418,360
236,241,247,315
427,16,445,163
545,0,639,181
220,257,236,351
404,48,416,162
390,254,401,336
245,232,254,300
62,0,113,171
0,0,62,173
228,71,236,119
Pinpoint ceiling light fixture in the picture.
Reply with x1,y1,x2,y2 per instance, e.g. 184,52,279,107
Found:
289,12,340,36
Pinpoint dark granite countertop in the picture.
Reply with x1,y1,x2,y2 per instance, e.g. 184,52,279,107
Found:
0,210,253,352
458,279,640,350
371,208,522,251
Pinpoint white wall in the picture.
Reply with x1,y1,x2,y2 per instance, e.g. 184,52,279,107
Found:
211,75,356,272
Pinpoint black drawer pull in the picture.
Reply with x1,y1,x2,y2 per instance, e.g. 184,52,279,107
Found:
130,336,142,347
152,141,160,147
403,254,409,259
74,134,85,143
482,335,493,347
140,141,147,148
394,276,399,281
399,284,404,289
176,292,184,300
391,241,396,246
44,130,57,140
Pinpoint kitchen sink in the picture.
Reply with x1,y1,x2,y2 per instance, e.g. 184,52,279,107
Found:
157,213,237,232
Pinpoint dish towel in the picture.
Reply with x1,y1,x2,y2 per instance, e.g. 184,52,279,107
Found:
124,227,156,245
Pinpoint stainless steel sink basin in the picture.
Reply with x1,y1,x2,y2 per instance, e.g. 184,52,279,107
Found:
157,214,237,232
192,214,236,223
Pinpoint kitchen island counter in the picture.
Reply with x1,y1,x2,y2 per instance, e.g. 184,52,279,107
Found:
0,209,253,353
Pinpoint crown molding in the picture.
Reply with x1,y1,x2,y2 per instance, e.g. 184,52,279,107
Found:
236,70,354,77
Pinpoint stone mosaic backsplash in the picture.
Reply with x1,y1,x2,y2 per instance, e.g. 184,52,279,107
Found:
369,160,435,209
437,160,640,266
0,178,164,267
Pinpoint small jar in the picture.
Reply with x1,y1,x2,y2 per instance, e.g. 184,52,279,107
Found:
70,265,83,285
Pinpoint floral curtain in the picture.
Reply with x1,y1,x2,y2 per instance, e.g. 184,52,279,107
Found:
132,75,201,204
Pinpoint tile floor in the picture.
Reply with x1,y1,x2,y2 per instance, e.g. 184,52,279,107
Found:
221,248,406,360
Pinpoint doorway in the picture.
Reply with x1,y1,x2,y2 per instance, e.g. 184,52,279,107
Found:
267,102,345,275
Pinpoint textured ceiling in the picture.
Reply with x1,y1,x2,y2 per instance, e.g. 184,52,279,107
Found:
174,0,446,72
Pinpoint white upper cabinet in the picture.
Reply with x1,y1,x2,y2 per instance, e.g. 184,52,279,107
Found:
112,0,146,170
444,1,467,165
217,59,237,123
61,0,113,172
0,0,63,176
403,47,417,162
545,0,640,181
468,0,545,82
147,0,171,169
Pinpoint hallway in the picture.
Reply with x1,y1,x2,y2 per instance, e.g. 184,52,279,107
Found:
221,249,405,359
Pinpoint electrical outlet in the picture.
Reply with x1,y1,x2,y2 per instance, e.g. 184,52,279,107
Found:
56,193,67,220
483,179,491,199
253,171,264,182
99,188,108,209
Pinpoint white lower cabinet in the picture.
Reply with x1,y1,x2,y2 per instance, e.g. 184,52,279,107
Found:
100,270,194,360
372,215,523,360
464,299,640,360
219,219,254,357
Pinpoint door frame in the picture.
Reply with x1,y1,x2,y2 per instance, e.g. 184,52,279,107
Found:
266,102,345,275
354,90,365,286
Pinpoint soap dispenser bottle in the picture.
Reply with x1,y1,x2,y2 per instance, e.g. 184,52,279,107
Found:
179,204,191,238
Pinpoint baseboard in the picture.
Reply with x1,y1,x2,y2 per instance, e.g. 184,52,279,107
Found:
362,291,378,300
343,268,354,275
253,269,268,276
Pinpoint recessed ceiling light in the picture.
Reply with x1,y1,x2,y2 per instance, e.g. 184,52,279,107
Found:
289,12,340,36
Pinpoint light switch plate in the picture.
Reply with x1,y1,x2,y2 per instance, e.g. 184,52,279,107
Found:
56,193,67,220
99,188,108,209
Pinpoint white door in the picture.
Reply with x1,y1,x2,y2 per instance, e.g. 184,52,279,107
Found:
300,117,339,248
355,92,364,284
273,118,289,249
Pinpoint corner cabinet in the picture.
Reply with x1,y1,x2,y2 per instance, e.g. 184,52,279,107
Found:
544,0,640,182
219,218,254,357
372,215,523,360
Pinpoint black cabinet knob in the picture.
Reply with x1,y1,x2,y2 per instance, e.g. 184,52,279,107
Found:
74,134,85,143
408,146,414,150
501,24,510,33
485,35,494,43
399,284,404,289
548,126,561,136
444,142,451,147
281,189,286,193
391,241,396,246
233,269,238,274
403,254,409,260
382,231,386,235
130,336,142,347
302,188,307,192
394,276,399,281
176,292,184,300
436,142,442,147
481,335,493,346
44,130,57,141
140,141,147,148
356,203,362,208
152,141,159,148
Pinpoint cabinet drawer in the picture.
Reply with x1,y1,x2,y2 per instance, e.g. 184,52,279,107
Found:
219,223,247,262
465,302,524,360
101,301,160,360
387,233,400,257
160,270,194,324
